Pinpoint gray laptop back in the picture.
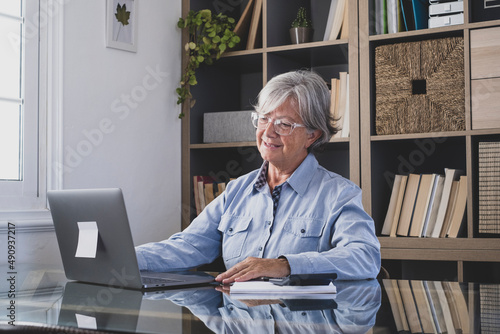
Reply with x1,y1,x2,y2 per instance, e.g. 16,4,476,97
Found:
48,188,146,289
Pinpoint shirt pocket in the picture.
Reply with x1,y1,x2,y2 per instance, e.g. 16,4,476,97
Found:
281,217,326,252
217,215,252,260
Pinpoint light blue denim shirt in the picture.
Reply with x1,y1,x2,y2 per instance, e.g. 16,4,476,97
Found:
136,153,381,280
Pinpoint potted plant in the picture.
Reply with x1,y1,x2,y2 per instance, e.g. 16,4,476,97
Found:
176,9,240,118
290,7,313,44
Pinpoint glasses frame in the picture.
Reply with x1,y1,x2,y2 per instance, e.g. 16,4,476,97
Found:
251,112,306,136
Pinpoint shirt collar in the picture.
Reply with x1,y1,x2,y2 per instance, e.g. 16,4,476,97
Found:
253,153,318,196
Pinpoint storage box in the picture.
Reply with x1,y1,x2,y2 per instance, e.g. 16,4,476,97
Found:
374,37,465,135
203,111,256,143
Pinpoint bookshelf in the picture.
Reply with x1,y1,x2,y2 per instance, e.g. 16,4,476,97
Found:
180,0,500,282
359,0,500,282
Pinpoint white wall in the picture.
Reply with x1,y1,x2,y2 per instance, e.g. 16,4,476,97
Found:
0,1,182,283
61,0,182,245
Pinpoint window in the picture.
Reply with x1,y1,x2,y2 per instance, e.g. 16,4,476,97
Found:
0,0,47,211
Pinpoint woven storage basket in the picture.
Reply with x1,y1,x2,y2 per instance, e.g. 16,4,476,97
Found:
375,37,465,135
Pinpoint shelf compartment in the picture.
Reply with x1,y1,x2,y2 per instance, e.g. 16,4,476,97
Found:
370,136,467,232
189,53,263,145
382,259,459,281
267,43,349,81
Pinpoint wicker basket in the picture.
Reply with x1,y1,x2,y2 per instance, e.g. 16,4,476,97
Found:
375,37,465,135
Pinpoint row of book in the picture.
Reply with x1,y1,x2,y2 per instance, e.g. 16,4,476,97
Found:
374,0,459,35
233,0,263,50
381,169,467,238
232,0,349,50
193,176,227,216
384,279,469,333
323,0,349,41
330,72,350,139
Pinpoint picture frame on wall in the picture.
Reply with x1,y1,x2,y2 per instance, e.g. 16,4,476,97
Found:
106,0,137,52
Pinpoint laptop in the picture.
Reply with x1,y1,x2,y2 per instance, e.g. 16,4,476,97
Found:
47,188,215,290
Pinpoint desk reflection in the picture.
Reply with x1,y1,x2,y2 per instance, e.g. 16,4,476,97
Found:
56,279,380,333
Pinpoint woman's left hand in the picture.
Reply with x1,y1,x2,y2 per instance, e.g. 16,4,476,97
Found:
215,256,290,284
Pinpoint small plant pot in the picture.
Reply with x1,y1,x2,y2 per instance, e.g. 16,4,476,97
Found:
289,27,313,44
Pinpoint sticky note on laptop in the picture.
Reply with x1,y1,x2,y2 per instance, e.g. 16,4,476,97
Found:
75,221,98,258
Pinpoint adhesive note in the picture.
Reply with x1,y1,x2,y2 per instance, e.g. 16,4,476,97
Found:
76,313,97,330
75,221,98,258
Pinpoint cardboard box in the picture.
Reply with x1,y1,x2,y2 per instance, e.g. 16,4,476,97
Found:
203,111,256,143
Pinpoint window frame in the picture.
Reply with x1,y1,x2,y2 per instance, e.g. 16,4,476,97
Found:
0,0,61,224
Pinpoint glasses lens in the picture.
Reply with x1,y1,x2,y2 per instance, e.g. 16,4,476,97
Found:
274,121,293,135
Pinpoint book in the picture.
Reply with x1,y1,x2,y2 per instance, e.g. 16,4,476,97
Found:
383,279,410,332
193,175,226,215
381,174,406,236
409,174,436,237
439,180,459,238
411,280,437,333
412,0,428,30
340,73,350,138
375,0,388,34
396,173,421,236
334,72,348,138
233,0,255,49
329,77,340,140
398,279,423,333
230,281,337,295
246,0,262,49
423,175,445,237
387,0,398,34
443,281,470,334
424,281,448,334
446,175,468,238
327,0,347,40
323,0,340,41
429,168,463,238
433,281,457,334
339,0,349,39
390,175,408,237
400,0,415,31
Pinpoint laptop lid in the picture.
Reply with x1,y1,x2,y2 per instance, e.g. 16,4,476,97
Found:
48,188,214,290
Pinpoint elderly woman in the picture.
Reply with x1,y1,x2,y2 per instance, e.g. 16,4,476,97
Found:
136,70,381,282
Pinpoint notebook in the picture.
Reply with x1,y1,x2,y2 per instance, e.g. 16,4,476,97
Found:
47,188,215,290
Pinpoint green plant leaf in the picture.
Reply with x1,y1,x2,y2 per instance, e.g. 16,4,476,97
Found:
115,3,130,26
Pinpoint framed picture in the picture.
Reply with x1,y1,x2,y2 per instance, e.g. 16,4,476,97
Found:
106,0,138,52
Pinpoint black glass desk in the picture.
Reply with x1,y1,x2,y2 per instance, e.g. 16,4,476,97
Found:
1,272,499,333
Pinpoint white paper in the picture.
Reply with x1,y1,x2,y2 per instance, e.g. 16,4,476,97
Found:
230,281,337,295
75,313,97,330
75,221,98,258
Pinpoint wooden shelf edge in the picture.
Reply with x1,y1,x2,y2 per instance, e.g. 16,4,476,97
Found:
371,130,469,141
379,236,500,250
369,24,465,42
381,248,500,262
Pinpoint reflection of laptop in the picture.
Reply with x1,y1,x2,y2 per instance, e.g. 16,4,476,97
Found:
48,188,215,290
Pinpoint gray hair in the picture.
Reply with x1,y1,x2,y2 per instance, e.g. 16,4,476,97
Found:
253,70,339,153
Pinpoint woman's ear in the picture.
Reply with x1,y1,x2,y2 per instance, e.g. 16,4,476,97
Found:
305,130,322,148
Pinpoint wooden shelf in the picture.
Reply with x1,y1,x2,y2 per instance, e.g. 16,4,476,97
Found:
182,0,500,280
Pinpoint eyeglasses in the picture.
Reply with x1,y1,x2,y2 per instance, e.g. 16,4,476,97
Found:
251,112,306,136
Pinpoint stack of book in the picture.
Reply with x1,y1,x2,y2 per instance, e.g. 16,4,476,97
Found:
323,0,349,40
384,279,469,333
329,72,350,139
478,141,500,235
233,0,262,50
193,176,228,216
381,169,467,238
428,0,464,29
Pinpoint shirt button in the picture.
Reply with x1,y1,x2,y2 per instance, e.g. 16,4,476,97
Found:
301,229,306,233
267,221,271,225
228,228,233,232
259,246,263,251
